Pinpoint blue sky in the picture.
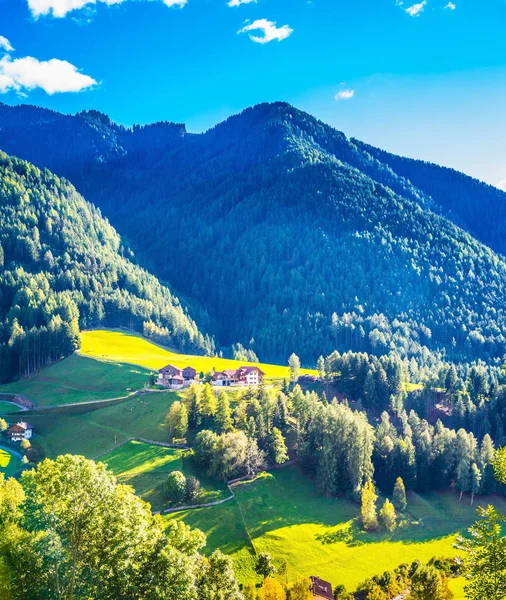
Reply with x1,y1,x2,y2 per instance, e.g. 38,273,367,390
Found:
1,0,506,188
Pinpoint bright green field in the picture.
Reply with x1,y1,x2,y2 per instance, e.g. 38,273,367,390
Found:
448,577,466,599
80,330,316,380
0,402,23,414
28,391,178,459
0,354,149,408
0,446,19,479
101,440,229,511
166,465,506,591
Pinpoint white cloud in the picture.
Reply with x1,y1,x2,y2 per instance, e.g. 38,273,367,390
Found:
238,19,293,44
335,89,355,101
27,0,186,18
228,0,256,6
0,36,14,53
445,1,456,9
404,1,427,16
497,179,506,192
0,55,96,94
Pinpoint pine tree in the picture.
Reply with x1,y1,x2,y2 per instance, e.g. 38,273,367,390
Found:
215,391,233,433
392,477,407,512
379,498,397,532
456,458,471,501
184,383,202,429
288,353,301,383
470,462,482,505
200,383,216,419
317,355,325,380
268,427,289,465
456,506,506,600
164,401,188,441
361,480,378,530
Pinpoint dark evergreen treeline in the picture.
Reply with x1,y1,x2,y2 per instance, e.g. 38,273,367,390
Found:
179,368,500,501
1,102,505,366
0,152,212,383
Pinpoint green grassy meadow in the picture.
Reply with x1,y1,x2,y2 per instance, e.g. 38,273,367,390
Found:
0,328,492,595
28,391,178,459
0,402,23,415
448,576,466,599
101,440,229,511
0,447,19,479
165,465,506,591
0,354,149,407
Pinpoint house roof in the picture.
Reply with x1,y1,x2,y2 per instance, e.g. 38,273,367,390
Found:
310,576,333,600
159,364,182,374
223,369,238,376
9,421,33,432
237,366,265,376
182,366,197,372
213,371,227,379
7,424,25,434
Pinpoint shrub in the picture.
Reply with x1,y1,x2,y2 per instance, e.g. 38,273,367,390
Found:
165,471,186,503
185,475,201,502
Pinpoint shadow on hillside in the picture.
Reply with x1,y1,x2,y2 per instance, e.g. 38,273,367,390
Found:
231,467,506,548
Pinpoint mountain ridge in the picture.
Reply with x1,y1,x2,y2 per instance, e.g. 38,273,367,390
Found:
1,101,506,365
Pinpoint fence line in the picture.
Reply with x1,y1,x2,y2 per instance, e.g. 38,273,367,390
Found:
0,394,35,410
93,437,297,517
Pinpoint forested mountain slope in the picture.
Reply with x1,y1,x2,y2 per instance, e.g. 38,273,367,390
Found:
354,139,506,256
0,152,211,383
1,101,506,365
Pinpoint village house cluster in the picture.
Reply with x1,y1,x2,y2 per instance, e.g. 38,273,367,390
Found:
158,364,265,390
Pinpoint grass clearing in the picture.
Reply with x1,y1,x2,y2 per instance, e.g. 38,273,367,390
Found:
80,330,316,380
167,465,506,590
0,402,23,415
167,501,258,582
0,354,149,407
448,577,466,599
101,440,229,511
0,446,19,479
28,392,178,459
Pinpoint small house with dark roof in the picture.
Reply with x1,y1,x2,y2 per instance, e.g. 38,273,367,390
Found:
212,371,232,386
7,421,33,442
158,364,185,389
182,366,197,381
310,576,333,600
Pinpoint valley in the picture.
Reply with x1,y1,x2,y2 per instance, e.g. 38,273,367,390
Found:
0,329,500,598
1,103,506,600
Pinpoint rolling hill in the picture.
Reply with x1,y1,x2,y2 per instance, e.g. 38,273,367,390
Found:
0,152,211,384
1,102,506,366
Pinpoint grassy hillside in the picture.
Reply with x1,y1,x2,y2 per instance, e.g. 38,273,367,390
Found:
101,440,229,511
0,447,19,478
28,391,178,459
166,465,506,590
0,402,23,414
79,330,314,379
0,353,149,407
0,329,313,409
